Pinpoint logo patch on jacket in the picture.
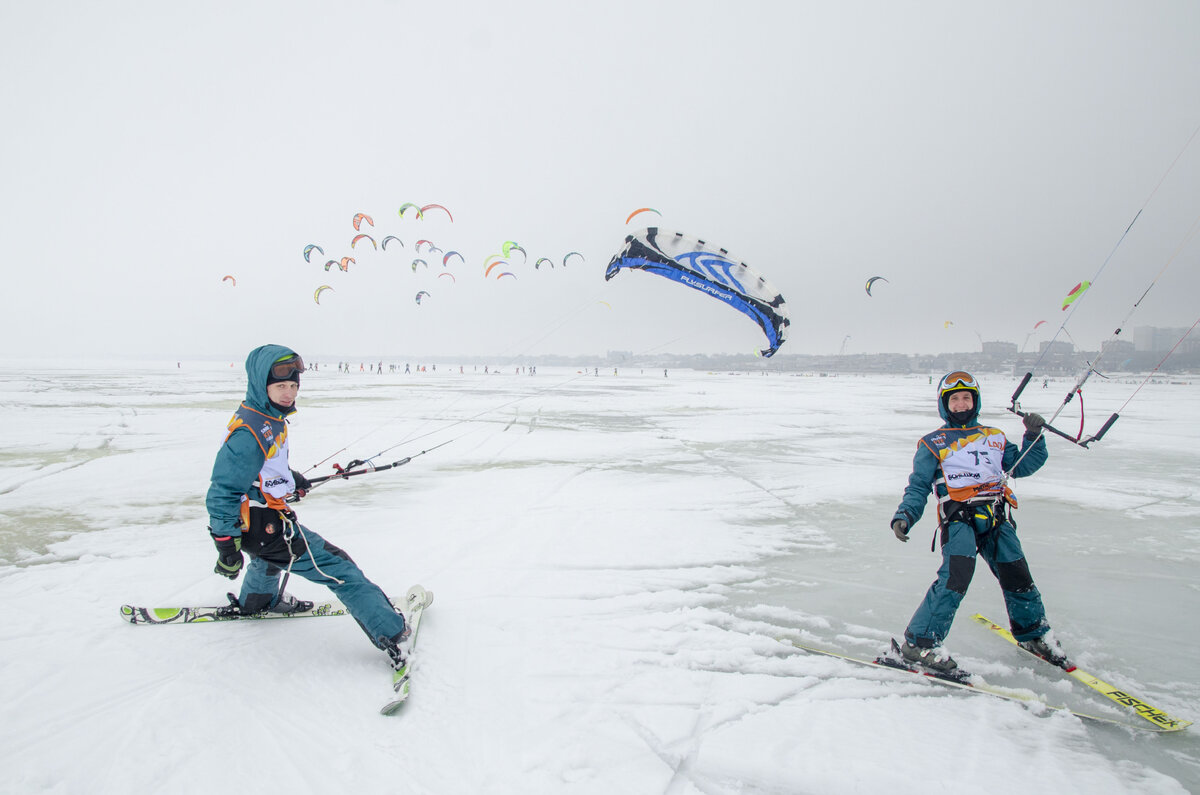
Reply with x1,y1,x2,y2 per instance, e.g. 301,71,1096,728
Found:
260,422,274,443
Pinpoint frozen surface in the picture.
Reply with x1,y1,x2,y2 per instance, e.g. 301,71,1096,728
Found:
0,363,1197,793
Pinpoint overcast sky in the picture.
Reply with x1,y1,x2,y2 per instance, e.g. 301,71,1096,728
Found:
2,1,1198,362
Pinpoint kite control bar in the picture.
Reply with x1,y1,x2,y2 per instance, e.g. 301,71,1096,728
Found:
1007,372,1118,449
298,439,455,494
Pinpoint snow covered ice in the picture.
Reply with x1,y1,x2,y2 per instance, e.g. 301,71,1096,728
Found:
0,362,1197,794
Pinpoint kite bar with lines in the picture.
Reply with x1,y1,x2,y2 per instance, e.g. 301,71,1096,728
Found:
297,439,455,494
1006,372,1119,449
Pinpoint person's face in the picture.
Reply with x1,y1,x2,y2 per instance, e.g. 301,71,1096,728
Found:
947,390,974,413
267,380,299,408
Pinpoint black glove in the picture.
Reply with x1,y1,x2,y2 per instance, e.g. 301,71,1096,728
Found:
213,535,243,579
1023,412,1046,436
891,518,909,542
291,469,312,500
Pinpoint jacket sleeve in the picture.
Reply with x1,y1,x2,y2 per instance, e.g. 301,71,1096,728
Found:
1003,431,1047,478
205,429,263,538
894,442,940,527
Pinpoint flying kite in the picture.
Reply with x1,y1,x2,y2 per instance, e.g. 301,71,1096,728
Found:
502,241,527,261
303,244,324,262
484,259,508,278
442,251,464,267
415,290,430,305
398,203,424,220
605,227,790,357
411,259,428,272
625,208,662,225
314,285,333,304
438,272,456,283
381,235,403,250
563,251,584,267
1033,320,1047,330
339,257,354,272
351,234,377,250
535,257,554,270
865,276,889,296
352,213,374,231
1062,281,1091,311
222,275,236,286
420,204,453,221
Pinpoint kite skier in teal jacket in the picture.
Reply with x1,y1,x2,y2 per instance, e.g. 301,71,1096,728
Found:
206,344,410,669
889,371,1068,673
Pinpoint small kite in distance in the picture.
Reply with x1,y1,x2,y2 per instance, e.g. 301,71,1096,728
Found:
865,276,888,296
625,207,662,225
1062,281,1091,311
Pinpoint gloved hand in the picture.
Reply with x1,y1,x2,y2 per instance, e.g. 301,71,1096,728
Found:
891,518,909,542
1023,412,1046,436
291,469,312,501
213,535,243,579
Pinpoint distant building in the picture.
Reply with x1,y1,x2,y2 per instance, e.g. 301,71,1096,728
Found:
1132,326,1188,352
1038,340,1074,354
981,341,1018,356
1101,339,1135,357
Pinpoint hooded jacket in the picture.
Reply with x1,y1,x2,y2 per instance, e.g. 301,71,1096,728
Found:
893,378,1047,529
206,344,299,539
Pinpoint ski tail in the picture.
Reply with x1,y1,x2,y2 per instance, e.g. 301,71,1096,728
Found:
971,614,1192,732
120,600,348,624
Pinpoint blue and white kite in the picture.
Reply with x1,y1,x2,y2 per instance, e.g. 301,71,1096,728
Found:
605,227,790,357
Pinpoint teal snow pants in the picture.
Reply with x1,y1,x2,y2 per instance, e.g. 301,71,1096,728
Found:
904,513,1049,648
239,525,406,649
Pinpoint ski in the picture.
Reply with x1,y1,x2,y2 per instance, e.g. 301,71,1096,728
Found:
380,584,434,716
780,636,1169,731
120,597,348,625
971,614,1192,732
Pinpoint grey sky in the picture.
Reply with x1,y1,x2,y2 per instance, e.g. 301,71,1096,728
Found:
2,1,1198,361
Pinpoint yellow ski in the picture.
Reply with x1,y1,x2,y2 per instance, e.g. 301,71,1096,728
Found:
971,614,1191,732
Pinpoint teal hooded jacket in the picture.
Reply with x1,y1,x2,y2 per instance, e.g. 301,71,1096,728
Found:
206,344,299,539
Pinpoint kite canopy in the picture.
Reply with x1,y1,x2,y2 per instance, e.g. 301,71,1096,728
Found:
1062,281,1091,310
605,227,790,357
865,276,888,296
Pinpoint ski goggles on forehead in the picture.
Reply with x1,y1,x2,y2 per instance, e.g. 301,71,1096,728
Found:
270,355,305,379
940,371,977,393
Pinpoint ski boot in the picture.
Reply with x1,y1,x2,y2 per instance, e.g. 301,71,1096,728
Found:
900,640,959,674
384,623,412,674
1019,634,1071,669
268,593,314,615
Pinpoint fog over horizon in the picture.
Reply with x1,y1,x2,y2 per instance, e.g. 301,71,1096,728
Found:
3,2,1198,362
